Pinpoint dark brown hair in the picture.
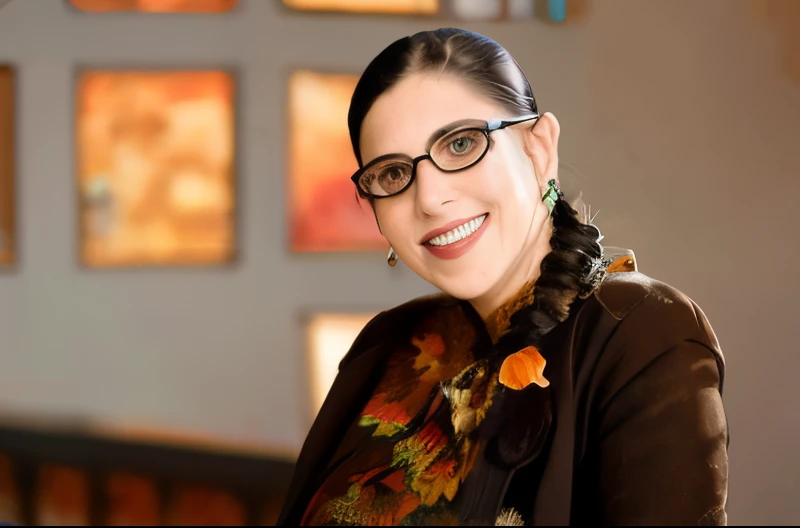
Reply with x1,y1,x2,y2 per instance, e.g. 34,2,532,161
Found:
348,28,536,166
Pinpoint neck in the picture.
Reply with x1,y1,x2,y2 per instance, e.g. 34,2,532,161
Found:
468,221,553,324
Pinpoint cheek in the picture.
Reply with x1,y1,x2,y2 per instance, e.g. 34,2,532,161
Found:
499,144,539,195
479,152,538,213
374,199,411,246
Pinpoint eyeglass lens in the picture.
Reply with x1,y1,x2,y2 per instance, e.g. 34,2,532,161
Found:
359,127,489,197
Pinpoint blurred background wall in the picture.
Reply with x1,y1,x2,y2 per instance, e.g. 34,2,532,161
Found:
0,0,797,525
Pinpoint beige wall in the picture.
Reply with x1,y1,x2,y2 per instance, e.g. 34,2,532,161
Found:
0,0,796,523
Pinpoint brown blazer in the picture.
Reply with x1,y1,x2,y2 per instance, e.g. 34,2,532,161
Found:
277,271,729,526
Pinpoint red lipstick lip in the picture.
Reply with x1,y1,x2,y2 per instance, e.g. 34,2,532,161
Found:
419,213,488,245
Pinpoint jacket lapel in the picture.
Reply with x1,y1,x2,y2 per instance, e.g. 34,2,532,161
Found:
529,314,579,526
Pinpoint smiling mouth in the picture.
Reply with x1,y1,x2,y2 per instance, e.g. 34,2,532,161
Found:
424,214,488,247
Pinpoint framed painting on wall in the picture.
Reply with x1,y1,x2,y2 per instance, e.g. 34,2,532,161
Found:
76,70,236,268
69,0,238,13
282,0,437,15
0,66,14,268
288,70,387,253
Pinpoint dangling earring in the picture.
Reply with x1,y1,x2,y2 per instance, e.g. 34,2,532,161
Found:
541,178,563,216
387,247,398,267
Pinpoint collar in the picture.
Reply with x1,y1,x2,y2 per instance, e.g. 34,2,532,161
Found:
482,251,638,344
484,279,538,344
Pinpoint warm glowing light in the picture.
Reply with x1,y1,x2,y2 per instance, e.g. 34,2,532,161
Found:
283,0,436,15
307,313,375,415
76,70,236,267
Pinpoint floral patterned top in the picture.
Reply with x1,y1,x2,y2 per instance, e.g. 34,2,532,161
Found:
301,302,505,526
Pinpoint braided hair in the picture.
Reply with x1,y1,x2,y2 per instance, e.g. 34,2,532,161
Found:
498,196,605,352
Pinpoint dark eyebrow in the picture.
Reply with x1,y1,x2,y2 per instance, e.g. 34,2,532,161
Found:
425,118,487,151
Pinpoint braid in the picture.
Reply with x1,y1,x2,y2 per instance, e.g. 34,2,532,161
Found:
497,197,605,352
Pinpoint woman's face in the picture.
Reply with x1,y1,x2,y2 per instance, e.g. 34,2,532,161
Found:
359,73,560,315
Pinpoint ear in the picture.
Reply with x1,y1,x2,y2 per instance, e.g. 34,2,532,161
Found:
522,112,561,191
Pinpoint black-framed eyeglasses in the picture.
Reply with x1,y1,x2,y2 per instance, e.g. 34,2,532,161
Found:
351,114,540,199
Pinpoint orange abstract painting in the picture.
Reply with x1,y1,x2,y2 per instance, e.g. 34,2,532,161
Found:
283,0,437,15
0,66,14,267
76,71,236,267
289,71,385,252
70,0,238,13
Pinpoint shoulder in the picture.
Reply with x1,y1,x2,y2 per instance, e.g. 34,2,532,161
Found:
593,271,720,351
337,292,464,370
582,271,725,397
593,271,702,322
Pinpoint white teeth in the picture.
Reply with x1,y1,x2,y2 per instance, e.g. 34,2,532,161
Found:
426,214,487,247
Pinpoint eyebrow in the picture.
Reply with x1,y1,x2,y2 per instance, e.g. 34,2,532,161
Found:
424,118,487,151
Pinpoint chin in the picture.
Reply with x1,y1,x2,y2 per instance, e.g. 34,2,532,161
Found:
431,273,495,302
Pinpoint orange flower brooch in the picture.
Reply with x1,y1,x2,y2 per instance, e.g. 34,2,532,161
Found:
498,345,549,390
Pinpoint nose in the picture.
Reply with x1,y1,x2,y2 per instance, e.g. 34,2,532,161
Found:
413,158,456,216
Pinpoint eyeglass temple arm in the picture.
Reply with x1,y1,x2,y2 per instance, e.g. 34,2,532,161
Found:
487,113,540,131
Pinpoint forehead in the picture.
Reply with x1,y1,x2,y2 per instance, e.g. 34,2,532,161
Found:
359,73,504,164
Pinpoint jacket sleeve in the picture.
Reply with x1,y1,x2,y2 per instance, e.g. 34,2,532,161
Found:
578,275,729,526
589,340,729,525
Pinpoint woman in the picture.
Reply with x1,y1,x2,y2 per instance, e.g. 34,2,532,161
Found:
278,28,728,526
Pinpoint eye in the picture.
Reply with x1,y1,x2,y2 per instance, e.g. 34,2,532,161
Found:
432,128,485,167
383,166,405,181
376,164,411,194
449,136,473,155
